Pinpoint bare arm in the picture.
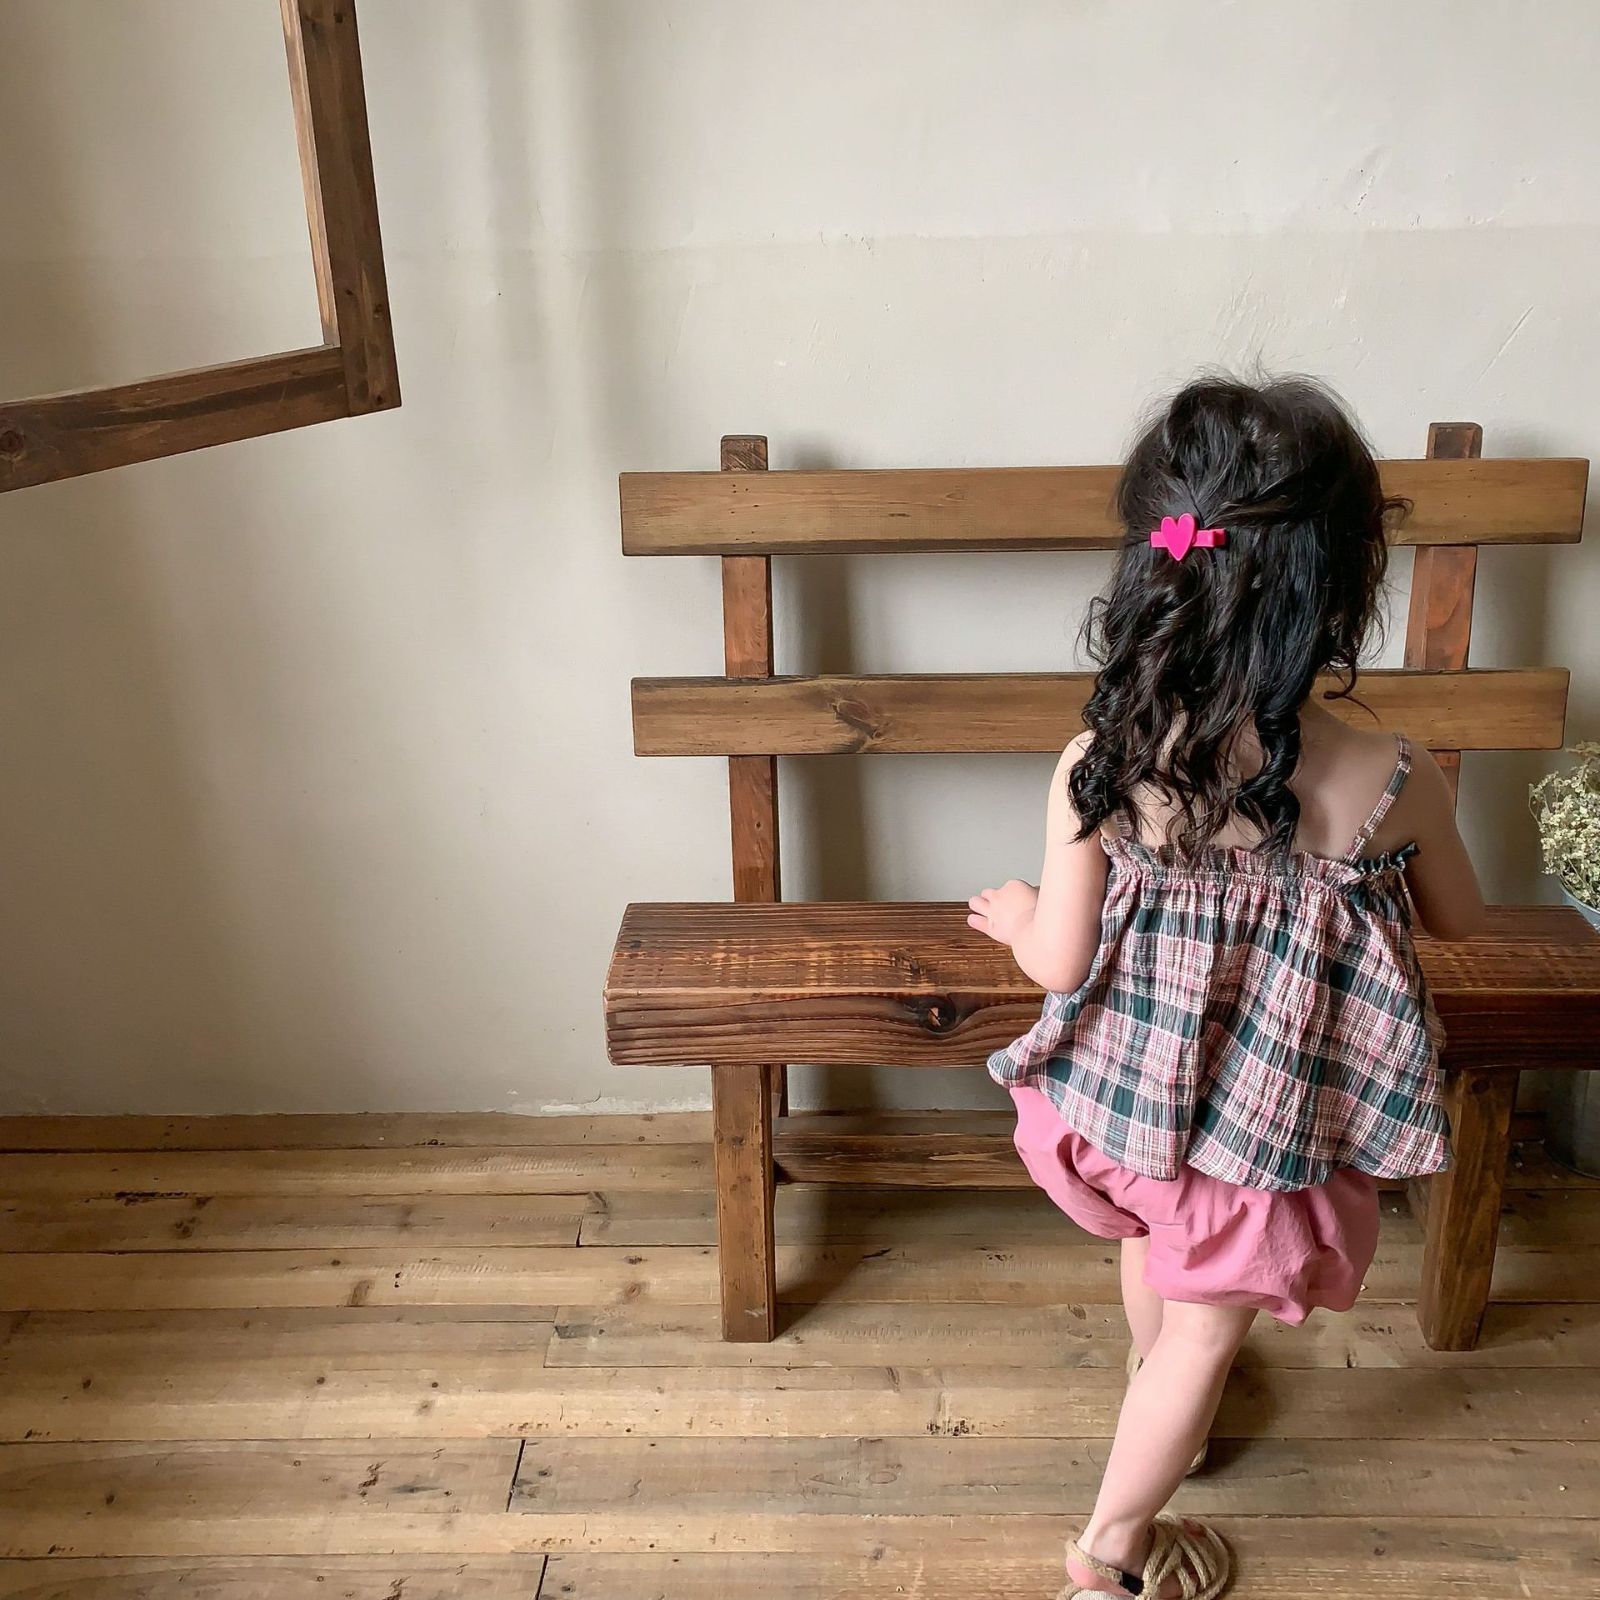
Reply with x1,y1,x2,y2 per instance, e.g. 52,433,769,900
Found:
969,734,1111,991
1398,746,1489,940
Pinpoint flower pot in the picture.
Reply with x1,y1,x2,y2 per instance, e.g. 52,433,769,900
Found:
1548,888,1600,1178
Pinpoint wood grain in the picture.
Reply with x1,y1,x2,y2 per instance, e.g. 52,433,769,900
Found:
719,436,782,902
0,1439,523,1557
576,1175,1591,1248
1404,423,1485,801
13,1325,1595,1443
0,1111,711,1153
0,349,347,493
8,1234,1591,1314
632,667,1569,756
0,1308,559,1358
537,1530,1600,1600
1419,1068,1520,1350
606,902,1600,1068
0,1,397,494
0,1246,707,1312
0,1556,546,1600
710,1066,777,1341
768,1123,1559,1191
0,1321,554,1443
717,434,786,1125
0,1143,709,1199
545,1298,1600,1371
7,1510,1599,1568
280,0,399,413
0,1193,591,1253
511,1434,1600,1518
5,1142,1600,1583
620,457,1589,554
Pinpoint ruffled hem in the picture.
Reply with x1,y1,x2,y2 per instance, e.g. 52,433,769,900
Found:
999,1068,1452,1194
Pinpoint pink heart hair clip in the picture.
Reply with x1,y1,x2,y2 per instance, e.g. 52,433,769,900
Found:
1149,512,1227,562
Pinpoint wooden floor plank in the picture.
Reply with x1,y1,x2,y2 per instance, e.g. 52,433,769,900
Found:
0,1146,708,1198
0,1555,546,1599
7,1508,1599,1563
581,1185,1076,1246
0,1308,557,1360
545,1299,1600,1369
0,1137,1585,1205
539,1520,1599,1600
0,1439,526,1557
0,1248,712,1312
0,1194,591,1253
1494,1187,1600,1243
0,1111,710,1152
11,1237,1595,1312
9,1349,1590,1443
0,1308,556,1360
583,1184,1600,1248
512,1435,1600,1519
0,1312,557,1442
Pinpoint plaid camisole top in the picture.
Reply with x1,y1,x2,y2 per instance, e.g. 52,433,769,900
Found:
987,735,1450,1193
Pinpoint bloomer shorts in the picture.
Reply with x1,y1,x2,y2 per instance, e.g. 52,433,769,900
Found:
1010,1085,1381,1325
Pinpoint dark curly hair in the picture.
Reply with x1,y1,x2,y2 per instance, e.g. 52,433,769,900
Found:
1068,374,1404,856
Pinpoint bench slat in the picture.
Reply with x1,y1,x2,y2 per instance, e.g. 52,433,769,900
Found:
605,903,1600,1070
621,459,1589,555
633,668,1569,757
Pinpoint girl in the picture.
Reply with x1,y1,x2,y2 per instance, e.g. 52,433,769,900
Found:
969,377,1486,1600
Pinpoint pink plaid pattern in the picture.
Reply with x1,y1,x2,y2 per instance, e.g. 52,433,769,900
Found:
988,736,1451,1193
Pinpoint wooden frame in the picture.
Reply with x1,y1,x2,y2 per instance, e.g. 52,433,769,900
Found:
0,0,398,495
609,425,1596,1348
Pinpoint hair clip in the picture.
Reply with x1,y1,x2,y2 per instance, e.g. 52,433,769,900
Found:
1149,513,1226,562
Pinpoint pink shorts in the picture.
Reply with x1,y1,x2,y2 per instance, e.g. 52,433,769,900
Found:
1010,1086,1380,1325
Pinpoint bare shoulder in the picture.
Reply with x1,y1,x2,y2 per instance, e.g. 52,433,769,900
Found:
1299,710,1409,793
1297,710,1425,854
1378,735,1455,850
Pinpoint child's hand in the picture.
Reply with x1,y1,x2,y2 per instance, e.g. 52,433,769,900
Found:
968,880,1039,945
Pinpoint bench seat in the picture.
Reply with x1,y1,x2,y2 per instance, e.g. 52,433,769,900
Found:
606,900,1600,1350
607,901,1600,1068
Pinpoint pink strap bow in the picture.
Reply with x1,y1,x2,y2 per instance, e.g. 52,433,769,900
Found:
1149,512,1227,561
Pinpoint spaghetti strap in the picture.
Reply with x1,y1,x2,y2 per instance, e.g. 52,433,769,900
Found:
1343,734,1413,862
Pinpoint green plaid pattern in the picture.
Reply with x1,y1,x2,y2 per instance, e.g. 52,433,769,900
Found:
988,737,1450,1192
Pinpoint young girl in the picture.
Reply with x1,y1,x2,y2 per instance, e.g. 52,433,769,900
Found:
969,377,1487,1600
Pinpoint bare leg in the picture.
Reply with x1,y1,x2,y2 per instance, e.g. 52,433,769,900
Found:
1119,1236,1164,1360
1068,1299,1256,1596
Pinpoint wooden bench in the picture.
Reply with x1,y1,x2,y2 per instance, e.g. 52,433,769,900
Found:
605,426,1598,1349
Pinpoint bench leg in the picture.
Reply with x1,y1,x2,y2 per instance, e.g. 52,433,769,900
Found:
1417,1067,1517,1351
711,1063,777,1341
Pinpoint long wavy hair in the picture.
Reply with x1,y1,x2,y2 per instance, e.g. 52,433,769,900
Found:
1068,375,1404,856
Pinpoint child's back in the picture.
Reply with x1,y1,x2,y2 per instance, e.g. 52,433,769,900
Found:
965,375,1487,1600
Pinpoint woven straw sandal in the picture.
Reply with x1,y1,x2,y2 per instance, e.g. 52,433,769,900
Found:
1060,1515,1232,1600
1126,1345,1209,1475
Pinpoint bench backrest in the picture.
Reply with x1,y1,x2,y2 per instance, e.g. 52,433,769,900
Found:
621,427,1588,902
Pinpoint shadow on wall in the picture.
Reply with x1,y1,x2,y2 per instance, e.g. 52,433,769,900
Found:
0,9,376,1113
1454,420,1590,908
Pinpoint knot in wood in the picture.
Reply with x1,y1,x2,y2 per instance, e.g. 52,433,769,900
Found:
913,996,959,1033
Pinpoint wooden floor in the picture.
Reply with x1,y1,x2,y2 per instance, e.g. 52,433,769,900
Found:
1,1111,1598,1599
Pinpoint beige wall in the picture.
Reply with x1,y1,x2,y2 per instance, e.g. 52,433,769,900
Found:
0,0,1596,1114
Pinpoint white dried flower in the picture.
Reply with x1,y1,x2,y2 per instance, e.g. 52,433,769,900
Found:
1529,743,1600,911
